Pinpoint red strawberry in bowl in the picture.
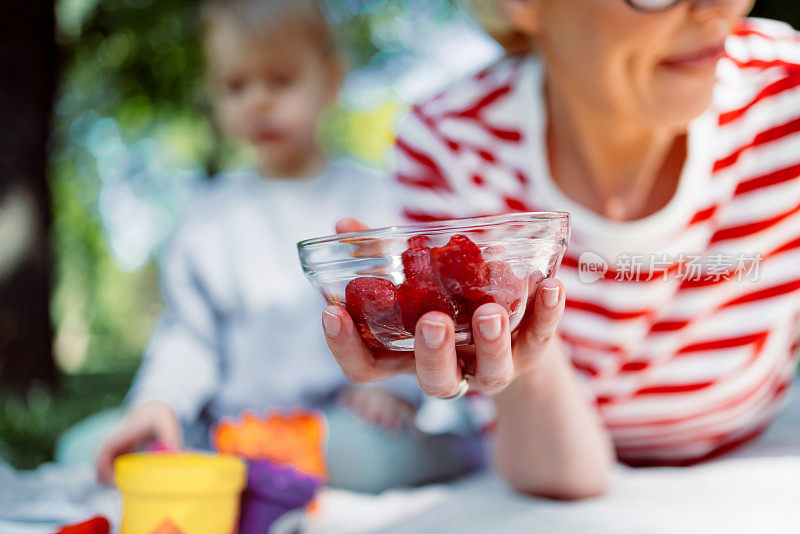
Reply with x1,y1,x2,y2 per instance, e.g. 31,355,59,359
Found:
298,212,570,352
401,235,433,278
430,234,489,302
345,277,403,347
396,273,457,332
344,234,529,348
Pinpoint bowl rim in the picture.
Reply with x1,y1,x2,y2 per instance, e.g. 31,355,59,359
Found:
297,211,571,249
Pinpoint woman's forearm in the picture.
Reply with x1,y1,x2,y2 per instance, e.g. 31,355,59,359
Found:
492,338,614,500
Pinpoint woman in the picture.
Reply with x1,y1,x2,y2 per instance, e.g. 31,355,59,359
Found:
321,0,800,499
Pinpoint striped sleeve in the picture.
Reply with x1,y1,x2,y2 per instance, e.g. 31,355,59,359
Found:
392,107,468,223
725,18,800,71
392,57,531,223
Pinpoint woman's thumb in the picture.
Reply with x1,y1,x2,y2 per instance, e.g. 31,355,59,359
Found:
336,217,370,234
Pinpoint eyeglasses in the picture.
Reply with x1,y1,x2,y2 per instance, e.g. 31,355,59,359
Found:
624,0,683,12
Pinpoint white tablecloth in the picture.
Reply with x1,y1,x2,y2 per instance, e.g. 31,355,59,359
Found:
2,385,799,533
308,384,800,534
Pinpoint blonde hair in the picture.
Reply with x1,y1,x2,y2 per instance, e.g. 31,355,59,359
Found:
461,0,534,56
202,0,339,60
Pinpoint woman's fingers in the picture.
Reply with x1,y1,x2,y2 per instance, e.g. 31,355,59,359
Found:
515,278,566,370
323,269,564,397
323,306,415,383
414,312,462,398
335,217,370,234
335,217,385,261
323,306,381,382
472,303,515,394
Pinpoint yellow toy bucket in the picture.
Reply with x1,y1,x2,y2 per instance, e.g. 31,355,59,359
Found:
115,453,246,534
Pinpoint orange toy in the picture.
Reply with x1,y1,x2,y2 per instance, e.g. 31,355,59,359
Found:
213,410,327,479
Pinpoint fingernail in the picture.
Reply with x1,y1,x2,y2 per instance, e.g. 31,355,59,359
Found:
477,314,503,341
542,285,560,308
420,320,446,348
322,309,342,337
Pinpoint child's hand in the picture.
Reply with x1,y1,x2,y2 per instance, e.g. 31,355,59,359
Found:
340,386,416,434
95,400,181,485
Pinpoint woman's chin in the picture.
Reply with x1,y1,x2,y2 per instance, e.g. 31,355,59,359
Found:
645,81,716,129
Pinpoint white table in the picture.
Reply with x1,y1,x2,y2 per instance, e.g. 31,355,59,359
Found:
308,384,800,533
2,386,799,533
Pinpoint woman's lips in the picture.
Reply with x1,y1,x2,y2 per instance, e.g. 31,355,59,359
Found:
660,43,726,70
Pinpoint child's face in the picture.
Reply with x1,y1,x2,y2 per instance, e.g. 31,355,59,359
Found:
208,21,339,174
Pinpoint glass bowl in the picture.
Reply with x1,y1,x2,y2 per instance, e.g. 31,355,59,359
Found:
297,212,570,355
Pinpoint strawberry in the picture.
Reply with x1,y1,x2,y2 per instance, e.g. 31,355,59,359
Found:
401,235,432,278
345,235,525,349
430,234,489,302
345,277,400,328
396,274,456,332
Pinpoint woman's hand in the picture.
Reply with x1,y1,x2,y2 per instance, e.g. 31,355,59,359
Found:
95,400,181,484
323,218,566,398
327,218,612,500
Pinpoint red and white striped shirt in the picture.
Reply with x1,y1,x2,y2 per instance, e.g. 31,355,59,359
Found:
393,18,800,466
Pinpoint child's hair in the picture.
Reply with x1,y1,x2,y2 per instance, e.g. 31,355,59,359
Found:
461,0,534,57
202,0,339,60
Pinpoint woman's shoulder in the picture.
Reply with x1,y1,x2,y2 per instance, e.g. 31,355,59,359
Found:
711,20,800,240
416,55,528,106
722,18,800,76
714,19,800,133
392,56,537,221
728,18,799,49
393,54,535,183
397,55,532,138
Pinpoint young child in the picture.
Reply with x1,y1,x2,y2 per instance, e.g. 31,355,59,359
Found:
96,0,480,492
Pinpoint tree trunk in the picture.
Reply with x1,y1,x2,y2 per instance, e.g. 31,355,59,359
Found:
0,0,58,391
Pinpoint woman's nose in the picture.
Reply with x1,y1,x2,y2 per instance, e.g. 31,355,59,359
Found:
690,0,745,12
688,0,748,24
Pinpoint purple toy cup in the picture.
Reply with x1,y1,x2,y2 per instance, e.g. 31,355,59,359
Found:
239,459,323,534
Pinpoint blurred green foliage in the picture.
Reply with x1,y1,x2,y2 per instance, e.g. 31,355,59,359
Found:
51,0,206,377
0,373,132,469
